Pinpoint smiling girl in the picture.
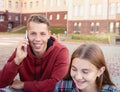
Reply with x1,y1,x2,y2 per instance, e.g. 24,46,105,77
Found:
54,43,118,92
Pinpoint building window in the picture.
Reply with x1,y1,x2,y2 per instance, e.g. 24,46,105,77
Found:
15,16,19,21
74,6,79,16
36,1,39,7
117,3,120,13
78,23,81,33
0,15,4,21
8,15,11,20
56,14,60,20
115,22,119,33
43,0,46,6
49,15,52,20
30,2,33,8
95,22,100,32
50,0,53,7
56,0,60,6
64,14,67,20
110,3,116,15
90,22,94,32
24,16,27,21
79,6,84,16
8,23,12,29
96,4,102,15
110,22,114,33
15,2,18,9
24,2,27,8
65,0,68,6
73,22,77,33
8,1,12,8
0,0,4,7
90,5,96,16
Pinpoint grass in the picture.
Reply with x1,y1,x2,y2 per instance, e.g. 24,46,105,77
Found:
50,26,66,34
0,26,65,34
11,26,27,34
62,33,112,44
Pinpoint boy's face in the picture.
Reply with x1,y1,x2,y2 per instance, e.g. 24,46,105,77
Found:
28,21,50,57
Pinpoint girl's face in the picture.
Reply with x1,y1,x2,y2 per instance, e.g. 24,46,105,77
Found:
70,58,104,91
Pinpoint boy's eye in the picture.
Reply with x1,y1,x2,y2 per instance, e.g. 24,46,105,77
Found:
41,32,46,35
30,32,36,35
31,33,36,35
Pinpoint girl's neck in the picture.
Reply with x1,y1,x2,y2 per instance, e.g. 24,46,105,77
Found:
80,89,97,92
79,85,97,92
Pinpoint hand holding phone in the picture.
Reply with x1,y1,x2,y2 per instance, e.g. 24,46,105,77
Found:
14,30,29,65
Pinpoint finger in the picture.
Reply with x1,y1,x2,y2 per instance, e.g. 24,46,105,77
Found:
22,39,29,45
23,45,27,52
17,39,28,50
9,86,17,90
9,85,15,90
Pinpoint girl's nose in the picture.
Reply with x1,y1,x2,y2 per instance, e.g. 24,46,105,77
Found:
75,72,83,80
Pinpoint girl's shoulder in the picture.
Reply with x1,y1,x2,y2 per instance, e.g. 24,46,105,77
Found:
54,80,79,92
101,85,118,92
56,80,73,88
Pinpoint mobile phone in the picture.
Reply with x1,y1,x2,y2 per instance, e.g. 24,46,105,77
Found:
24,30,28,52
25,30,28,40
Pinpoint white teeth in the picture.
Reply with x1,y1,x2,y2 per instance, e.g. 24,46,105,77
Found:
34,43,42,48
35,44,41,46
35,45,41,48
34,43,42,45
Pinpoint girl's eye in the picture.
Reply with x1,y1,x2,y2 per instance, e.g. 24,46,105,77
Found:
82,70,89,74
71,66,77,71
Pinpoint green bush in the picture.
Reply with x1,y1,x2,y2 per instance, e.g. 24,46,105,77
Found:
11,26,66,34
50,26,66,34
69,34,109,43
12,27,27,34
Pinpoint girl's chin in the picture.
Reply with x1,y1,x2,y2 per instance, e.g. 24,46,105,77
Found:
77,85,87,90
75,81,87,89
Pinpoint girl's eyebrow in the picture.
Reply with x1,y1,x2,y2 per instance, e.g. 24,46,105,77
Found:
71,65,76,68
71,65,90,70
82,69,89,71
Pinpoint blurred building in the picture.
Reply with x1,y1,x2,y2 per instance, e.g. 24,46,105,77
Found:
0,0,120,34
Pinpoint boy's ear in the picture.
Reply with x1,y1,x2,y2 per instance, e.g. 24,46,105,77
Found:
97,66,105,77
47,30,51,38
48,30,51,35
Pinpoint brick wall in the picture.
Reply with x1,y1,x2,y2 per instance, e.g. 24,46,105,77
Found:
0,21,8,32
22,11,67,28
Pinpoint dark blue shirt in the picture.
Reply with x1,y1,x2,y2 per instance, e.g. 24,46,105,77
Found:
54,80,118,92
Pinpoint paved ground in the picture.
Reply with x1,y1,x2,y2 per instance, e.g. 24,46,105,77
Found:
0,34,120,90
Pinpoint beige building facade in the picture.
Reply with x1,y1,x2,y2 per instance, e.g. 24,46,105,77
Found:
0,0,120,34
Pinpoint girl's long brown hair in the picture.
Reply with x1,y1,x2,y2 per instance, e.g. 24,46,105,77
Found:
64,43,115,91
